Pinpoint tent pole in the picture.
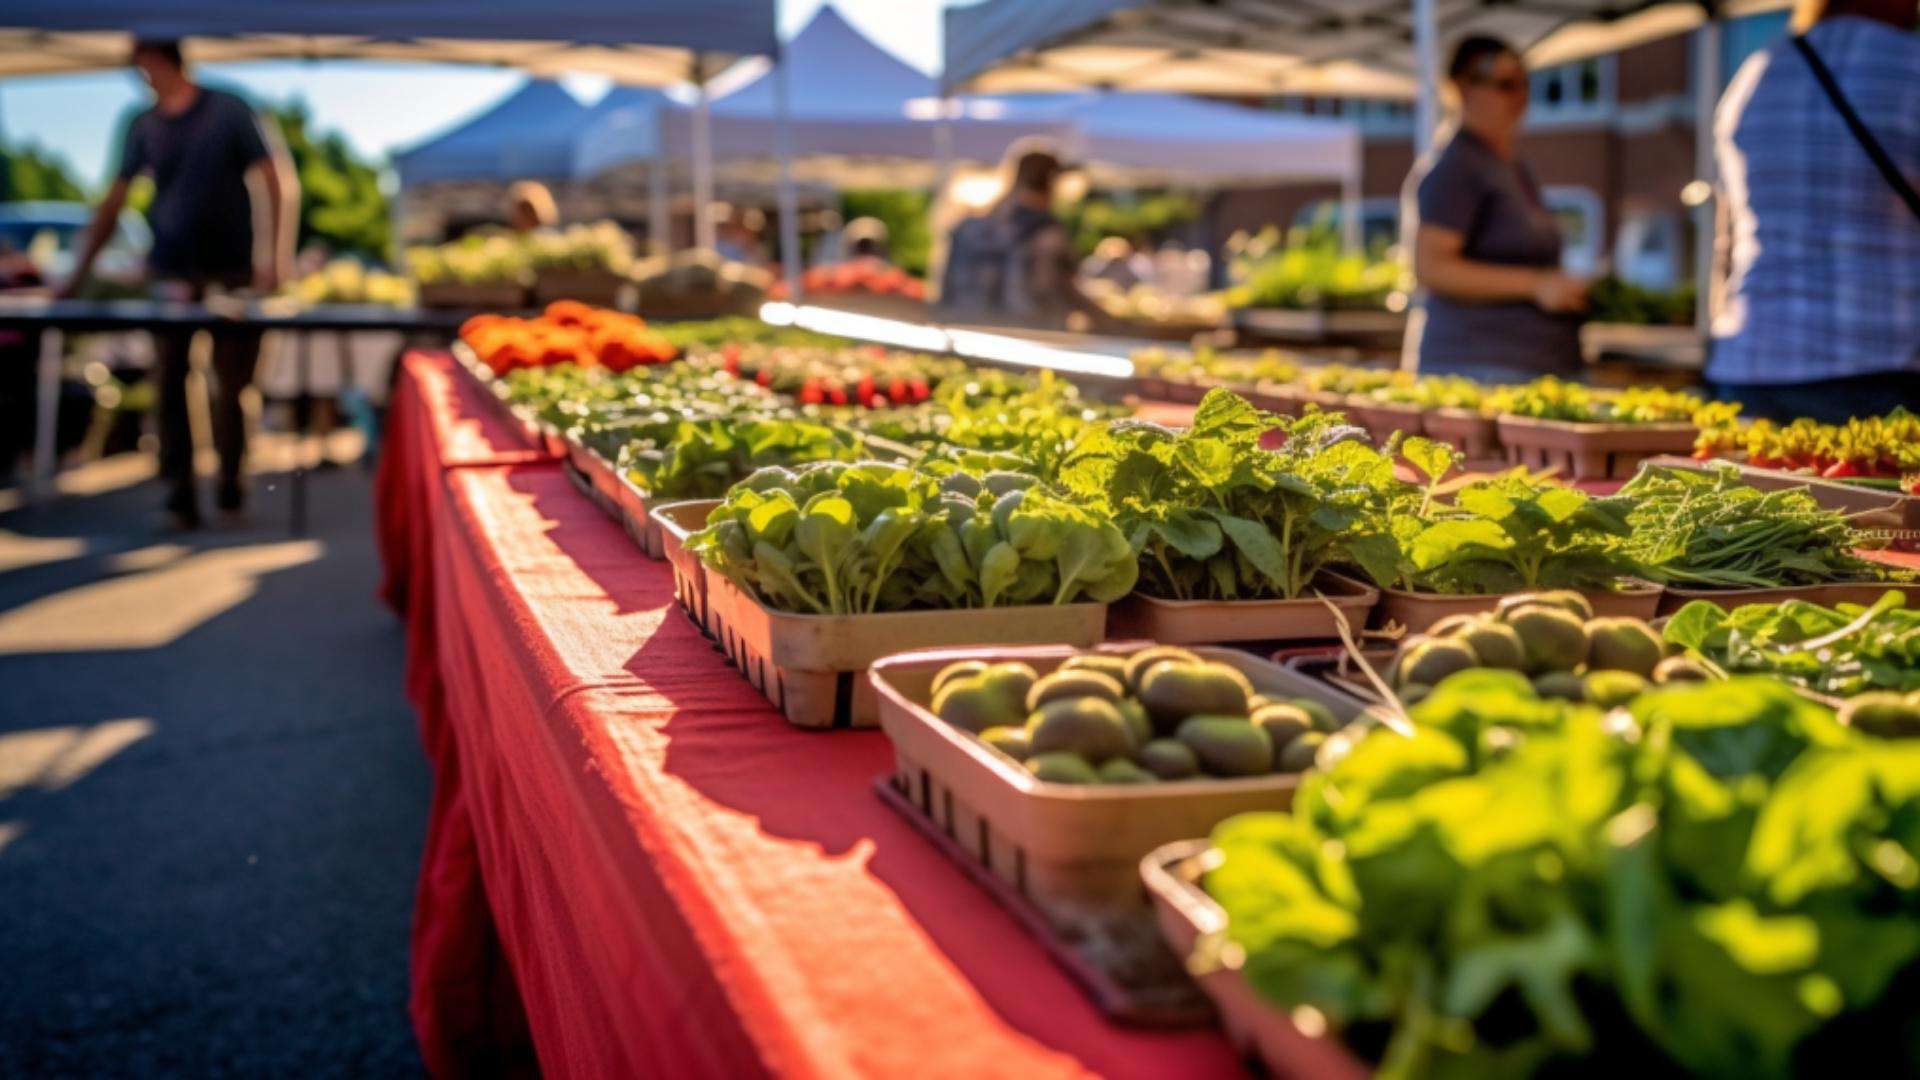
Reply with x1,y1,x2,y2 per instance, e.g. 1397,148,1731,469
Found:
934,96,955,196
1412,0,1440,160
692,53,717,252
650,150,672,257
1340,135,1364,253
1692,20,1721,341
773,43,804,298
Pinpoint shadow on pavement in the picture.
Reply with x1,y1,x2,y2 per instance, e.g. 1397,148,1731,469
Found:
0,458,428,1076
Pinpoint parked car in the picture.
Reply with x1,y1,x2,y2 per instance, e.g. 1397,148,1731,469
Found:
0,201,152,288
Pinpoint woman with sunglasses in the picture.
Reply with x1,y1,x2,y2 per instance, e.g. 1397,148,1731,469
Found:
1405,36,1591,381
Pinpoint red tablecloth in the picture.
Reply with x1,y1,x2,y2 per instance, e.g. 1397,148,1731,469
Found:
377,350,1242,1078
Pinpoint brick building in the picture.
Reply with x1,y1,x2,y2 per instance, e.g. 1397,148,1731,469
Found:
1210,13,1790,288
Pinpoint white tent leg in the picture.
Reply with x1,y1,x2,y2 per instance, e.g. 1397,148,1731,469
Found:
1692,22,1721,340
773,47,804,298
649,151,672,257
1412,0,1440,160
933,98,955,197
692,54,717,253
1340,144,1364,253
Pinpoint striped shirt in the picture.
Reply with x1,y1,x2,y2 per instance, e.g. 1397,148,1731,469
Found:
1709,17,1920,385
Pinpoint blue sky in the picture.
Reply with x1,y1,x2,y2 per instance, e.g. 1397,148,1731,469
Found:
0,0,947,192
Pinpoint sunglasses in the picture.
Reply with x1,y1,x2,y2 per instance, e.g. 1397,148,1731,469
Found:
1468,74,1529,95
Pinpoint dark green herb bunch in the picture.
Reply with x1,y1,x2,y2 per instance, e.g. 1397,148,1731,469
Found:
1603,466,1909,588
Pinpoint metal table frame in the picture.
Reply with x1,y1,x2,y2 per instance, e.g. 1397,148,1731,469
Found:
0,298,469,532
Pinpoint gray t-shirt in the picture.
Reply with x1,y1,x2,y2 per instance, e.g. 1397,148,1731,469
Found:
1406,129,1581,379
117,87,271,282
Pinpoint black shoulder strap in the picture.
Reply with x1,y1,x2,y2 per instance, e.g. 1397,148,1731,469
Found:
1792,35,1920,221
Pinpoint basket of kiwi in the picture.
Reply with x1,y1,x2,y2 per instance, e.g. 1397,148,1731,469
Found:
869,642,1372,1024
1371,579,1663,635
1330,589,1716,710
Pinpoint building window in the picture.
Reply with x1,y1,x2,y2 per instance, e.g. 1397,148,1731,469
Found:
1542,186,1604,275
1268,94,1412,135
1528,58,1613,123
1616,211,1683,289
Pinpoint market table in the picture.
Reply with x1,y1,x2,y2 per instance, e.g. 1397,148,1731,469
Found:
378,349,1242,1079
0,296,471,526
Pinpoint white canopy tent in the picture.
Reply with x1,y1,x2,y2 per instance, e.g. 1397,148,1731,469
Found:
567,8,1364,253
0,0,781,251
692,9,1068,183
944,0,1790,150
967,91,1364,248
0,1,772,81
970,91,1359,187
393,80,595,188
945,0,1794,336
0,0,780,493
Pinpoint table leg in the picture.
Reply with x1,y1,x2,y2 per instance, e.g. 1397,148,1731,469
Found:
31,327,63,500
291,330,311,535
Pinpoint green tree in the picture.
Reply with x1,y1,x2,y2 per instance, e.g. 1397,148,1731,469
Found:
0,142,87,203
261,100,391,262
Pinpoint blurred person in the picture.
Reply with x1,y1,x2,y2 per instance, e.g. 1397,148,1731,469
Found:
938,144,1118,329
810,209,847,266
506,180,558,234
1708,0,1920,422
1080,236,1145,290
63,39,296,528
1404,36,1590,381
714,206,767,265
843,216,891,262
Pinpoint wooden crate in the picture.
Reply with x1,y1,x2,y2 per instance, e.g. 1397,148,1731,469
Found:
871,644,1370,1023
652,501,720,638
1107,573,1378,645
706,579,1108,730
1496,417,1698,479
1142,841,1371,1078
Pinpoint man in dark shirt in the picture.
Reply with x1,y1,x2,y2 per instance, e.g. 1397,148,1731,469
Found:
65,39,296,528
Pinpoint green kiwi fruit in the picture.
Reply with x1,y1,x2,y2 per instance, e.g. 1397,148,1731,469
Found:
1137,739,1201,780
933,678,1023,733
1498,589,1594,622
1025,669,1126,712
1652,655,1714,684
1276,731,1326,773
1123,645,1203,692
1396,637,1479,688
1504,605,1591,674
1026,697,1134,763
979,726,1033,760
1250,703,1314,749
1026,752,1098,784
1097,758,1158,784
1138,661,1253,735
1532,670,1586,702
1175,716,1274,777
930,660,989,699
1457,620,1525,671
1585,617,1663,678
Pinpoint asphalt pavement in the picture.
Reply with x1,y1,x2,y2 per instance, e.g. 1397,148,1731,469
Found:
0,456,429,1076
